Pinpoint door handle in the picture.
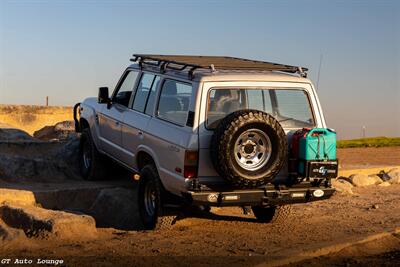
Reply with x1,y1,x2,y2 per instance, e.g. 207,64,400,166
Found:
138,131,143,135
115,121,120,126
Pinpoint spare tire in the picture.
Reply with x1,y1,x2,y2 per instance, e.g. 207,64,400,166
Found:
210,110,287,188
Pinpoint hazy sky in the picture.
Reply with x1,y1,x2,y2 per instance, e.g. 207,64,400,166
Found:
0,0,399,139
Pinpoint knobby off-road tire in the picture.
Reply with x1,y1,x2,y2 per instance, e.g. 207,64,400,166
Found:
210,110,288,188
79,128,108,180
138,165,176,230
252,205,292,223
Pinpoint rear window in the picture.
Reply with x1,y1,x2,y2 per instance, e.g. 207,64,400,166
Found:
207,88,315,129
157,79,193,126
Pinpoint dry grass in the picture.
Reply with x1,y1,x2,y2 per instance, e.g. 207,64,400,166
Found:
337,137,400,148
0,105,72,135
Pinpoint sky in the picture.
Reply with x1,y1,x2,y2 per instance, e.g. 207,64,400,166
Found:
0,0,399,139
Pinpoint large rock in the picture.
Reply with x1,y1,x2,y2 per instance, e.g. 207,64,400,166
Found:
378,181,391,187
0,189,37,206
33,121,76,141
331,178,354,194
349,173,381,187
0,138,81,182
88,187,141,230
0,204,97,240
367,175,383,184
0,218,26,242
388,168,400,184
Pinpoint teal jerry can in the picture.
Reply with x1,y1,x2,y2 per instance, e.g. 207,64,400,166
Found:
298,128,337,160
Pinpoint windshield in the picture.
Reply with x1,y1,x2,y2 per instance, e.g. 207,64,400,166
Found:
206,88,315,129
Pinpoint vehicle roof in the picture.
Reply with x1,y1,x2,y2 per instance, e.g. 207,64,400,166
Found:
128,63,312,84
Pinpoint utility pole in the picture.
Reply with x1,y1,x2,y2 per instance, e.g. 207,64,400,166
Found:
46,96,49,107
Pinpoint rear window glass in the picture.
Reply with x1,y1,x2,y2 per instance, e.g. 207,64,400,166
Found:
207,88,315,129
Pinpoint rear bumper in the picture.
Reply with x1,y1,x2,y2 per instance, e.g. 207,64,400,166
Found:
183,185,335,207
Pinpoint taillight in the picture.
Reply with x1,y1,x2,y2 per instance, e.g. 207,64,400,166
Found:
184,150,198,178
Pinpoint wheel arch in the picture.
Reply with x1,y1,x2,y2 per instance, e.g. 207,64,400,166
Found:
137,150,157,171
136,148,167,188
80,118,90,130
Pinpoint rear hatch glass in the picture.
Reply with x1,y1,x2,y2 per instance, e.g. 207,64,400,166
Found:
207,88,315,129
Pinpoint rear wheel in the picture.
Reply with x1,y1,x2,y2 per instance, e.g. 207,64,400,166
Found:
79,128,108,180
138,165,176,230
251,205,292,223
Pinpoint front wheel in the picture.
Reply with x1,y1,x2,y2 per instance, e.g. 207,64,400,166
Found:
79,128,108,180
251,205,292,223
138,165,176,230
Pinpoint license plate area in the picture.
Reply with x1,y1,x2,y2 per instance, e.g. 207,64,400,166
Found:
304,160,338,179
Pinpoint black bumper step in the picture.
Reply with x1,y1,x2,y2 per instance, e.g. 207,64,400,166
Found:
185,186,335,206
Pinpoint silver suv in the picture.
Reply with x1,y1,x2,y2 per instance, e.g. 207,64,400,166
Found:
74,54,336,230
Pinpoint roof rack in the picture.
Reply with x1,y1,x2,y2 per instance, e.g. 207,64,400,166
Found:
130,54,308,79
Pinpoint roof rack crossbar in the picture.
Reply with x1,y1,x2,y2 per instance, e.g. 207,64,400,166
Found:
130,54,308,79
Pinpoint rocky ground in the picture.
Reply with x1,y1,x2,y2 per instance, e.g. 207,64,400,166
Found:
0,122,399,266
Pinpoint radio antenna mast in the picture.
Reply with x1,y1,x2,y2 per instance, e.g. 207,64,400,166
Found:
316,54,323,90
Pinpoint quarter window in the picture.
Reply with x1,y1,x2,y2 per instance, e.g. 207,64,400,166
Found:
157,80,193,125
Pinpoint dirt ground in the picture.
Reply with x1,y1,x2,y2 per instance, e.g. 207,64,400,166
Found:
337,146,400,170
2,185,400,266
0,122,399,266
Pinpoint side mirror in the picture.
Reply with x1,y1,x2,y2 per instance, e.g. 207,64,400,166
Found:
98,87,110,104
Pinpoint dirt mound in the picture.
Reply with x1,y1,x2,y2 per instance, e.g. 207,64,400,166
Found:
33,121,77,141
0,127,34,141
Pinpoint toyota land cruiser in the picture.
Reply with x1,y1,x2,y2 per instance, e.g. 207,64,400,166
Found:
74,54,337,230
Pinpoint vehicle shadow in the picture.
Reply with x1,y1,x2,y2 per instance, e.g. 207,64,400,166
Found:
175,207,258,224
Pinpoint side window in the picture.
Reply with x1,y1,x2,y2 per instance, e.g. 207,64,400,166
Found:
113,71,139,107
145,76,161,115
132,73,155,112
157,79,193,125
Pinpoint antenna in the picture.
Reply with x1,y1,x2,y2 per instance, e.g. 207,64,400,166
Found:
316,54,323,90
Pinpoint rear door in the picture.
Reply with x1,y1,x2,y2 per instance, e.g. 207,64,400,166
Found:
98,70,139,157
120,73,161,168
197,81,322,183
145,79,197,194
